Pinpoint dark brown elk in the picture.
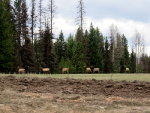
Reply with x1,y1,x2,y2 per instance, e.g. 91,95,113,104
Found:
62,68,69,74
93,68,100,73
85,68,92,73
18,68,25,74
42,68,50,74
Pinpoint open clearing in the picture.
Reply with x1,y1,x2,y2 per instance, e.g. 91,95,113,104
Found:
0,74,150,113
1,73,150,81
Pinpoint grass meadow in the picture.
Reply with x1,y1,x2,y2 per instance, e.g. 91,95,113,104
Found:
0,73,150,82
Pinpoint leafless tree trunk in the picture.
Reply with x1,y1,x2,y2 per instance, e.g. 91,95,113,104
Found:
109,24,118,63
48,0,56,39
76,0,85,32
114,33,124,72
30,0,36,44
133,31,145,65
21,0,28,41
39,0,43,36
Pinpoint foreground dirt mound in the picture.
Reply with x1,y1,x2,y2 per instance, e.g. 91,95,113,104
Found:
0,76,150,98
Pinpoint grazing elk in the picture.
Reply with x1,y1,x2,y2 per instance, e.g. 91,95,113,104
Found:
93,68,100,73
85,68,92,73
62,68,69,74
18,68,25,74
125,68,130,73
41,68,50,74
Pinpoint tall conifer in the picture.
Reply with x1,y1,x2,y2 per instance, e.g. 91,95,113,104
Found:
0,0,15,72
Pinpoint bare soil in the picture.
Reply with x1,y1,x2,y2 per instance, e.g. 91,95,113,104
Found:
0,76,150,113
0,76,150,98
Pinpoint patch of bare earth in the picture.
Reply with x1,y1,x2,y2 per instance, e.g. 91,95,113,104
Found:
0,76,150,113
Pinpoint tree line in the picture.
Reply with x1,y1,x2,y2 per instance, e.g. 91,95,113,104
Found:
0,0,149,73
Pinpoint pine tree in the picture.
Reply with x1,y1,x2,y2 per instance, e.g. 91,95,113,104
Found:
120,34,129,73
83,29,89,65
87,23,103,68
34,38,41,72
20,38,35,72
67,34,74,60
120,58,125,73
130,50,136,73
76,27,84,42
140,54,149,73
40,26,55,72
67,35,85,73
13,0,22,67
95,27,104,71
0,0,15,73
71,40,85,73
122,35,129,66
104,37,111,73
54,31,67,63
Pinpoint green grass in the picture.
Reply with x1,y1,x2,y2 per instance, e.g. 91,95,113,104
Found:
0,73,150,82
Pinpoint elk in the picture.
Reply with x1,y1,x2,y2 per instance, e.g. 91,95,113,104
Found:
93,68,100,73
41,68,50,74
125,68,130,73
62,68,69,74
18,68,25,74
85,68,92,73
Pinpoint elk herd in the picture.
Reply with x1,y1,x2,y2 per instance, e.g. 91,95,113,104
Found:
84,67,100,73
17,66,130,74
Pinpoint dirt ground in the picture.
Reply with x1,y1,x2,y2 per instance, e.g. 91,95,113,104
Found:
0,76,150,113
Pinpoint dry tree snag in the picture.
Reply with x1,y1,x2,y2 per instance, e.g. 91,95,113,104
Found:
76,0,85,31
31,0,36,44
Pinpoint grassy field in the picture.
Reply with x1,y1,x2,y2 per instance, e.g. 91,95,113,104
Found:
0,73,150,81
0,89,150,113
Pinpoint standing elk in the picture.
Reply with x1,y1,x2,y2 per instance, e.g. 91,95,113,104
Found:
18,68,25,74
85,68,92,73
93,68,100,73
125,68,130,73
62,68,69,74
41,68,50,74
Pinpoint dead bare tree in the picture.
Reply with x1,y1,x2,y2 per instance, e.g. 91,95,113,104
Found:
21,0,28,40
38,0,43,36
48,0,56,39
109,24,118,63
30,0,36,44
133,31,145,65
76,0,85,32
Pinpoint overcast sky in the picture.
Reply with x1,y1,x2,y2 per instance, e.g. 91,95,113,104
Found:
27,0,150,55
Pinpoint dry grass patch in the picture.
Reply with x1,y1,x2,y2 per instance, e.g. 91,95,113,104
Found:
1,90,150,113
